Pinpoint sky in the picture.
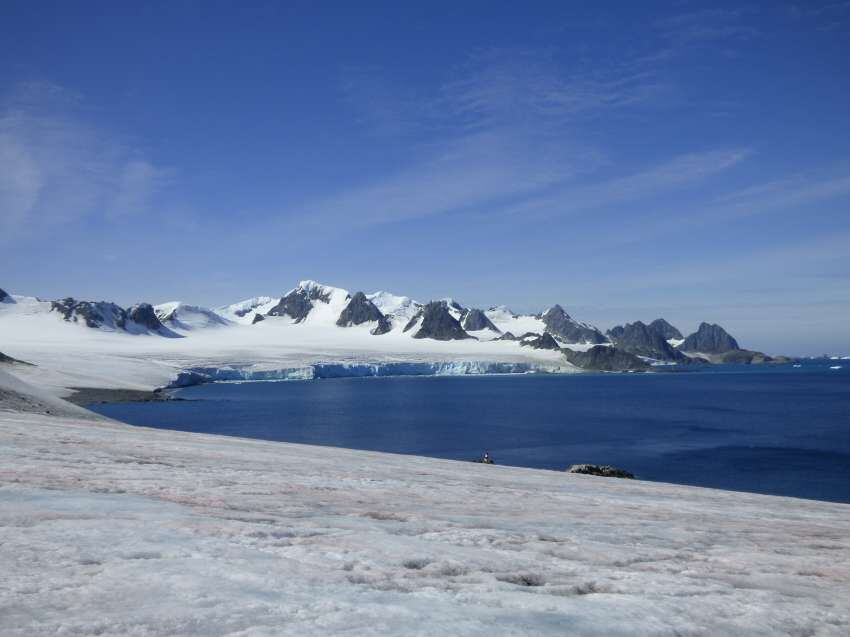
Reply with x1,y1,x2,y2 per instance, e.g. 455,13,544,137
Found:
1,1,849,355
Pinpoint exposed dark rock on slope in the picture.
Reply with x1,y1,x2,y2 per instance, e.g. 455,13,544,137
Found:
127,303,166,332
49,298,177,335
461,308,500,333
648,318,683,341
562,346,650,371
679,322,740,354
336,292,391,335
520,333,561,350
404,301,475,340
251,313,265,324
541,305,607,344
267,284,333,322
495,332,517,341
0,351,33,365
607,325,625,341
0,288,8,302
567,464,635,479
606,321,691,362
51,298,128,330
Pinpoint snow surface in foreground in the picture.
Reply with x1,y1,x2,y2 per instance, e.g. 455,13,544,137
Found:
1,371,849,635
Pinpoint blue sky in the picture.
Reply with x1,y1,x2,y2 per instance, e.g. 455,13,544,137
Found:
1,1,849,355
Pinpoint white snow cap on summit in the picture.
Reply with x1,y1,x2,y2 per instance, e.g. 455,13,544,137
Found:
217,296,277,323
154,302,230,331
367,291,422,328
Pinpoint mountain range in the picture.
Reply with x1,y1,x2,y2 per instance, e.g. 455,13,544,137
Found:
0,281,787,372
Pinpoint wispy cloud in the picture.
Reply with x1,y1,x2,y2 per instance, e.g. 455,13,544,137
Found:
716,172,850,209
599,168,850,250
436,49,666,132
309,48,691,231
342,46,670,143
0,82,169,236
496,148,751,221
655,8,760,46
287,128,599,229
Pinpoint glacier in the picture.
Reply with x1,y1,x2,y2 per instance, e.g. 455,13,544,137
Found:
168,360,547,387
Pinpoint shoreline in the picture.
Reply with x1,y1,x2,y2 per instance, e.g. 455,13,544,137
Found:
65,386,180,406
68,360,808,405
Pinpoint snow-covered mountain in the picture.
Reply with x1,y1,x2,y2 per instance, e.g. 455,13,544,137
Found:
155,302,231,332
217,296,277,325
49,297,178,337
367,291,421,329
0,280,775,380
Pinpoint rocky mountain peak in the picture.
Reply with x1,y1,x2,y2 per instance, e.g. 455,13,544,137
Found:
648,318,683,341
679,322,740,354
541,304,607,345
606,321,688,362
461,308,500,333
337,292,391,335
404,301,475,340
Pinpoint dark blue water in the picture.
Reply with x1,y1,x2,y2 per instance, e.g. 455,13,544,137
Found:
89,363,850,503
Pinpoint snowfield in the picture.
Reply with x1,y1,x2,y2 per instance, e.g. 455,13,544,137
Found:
1,370,849,635
0,291,574,395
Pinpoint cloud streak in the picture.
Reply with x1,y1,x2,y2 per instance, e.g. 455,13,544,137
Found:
0,82,168,237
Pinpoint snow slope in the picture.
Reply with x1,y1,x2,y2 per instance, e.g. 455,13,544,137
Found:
154,302,231,331
1,370,848,636
367,291,421,329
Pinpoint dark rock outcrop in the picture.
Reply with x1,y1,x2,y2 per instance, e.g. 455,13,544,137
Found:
267,284,333,322
51,298,127,329
679,322,740,354
495,331,517,341
648,318,683,341
541,305,607,344
336,291,391,335
562,346,650,371
50,297,177,335
719,349,775,364
606,321,691,362
567,464,635,479
461,308,500,333
127,303,166,332
607,325,625,341
251,313,265,324
403,301,475,340
0,288,8,302
0,351,33,365
520,332,561,350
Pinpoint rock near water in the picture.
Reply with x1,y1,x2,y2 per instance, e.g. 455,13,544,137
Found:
562,346,650,372
606,321,691,363
567,464,635,479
